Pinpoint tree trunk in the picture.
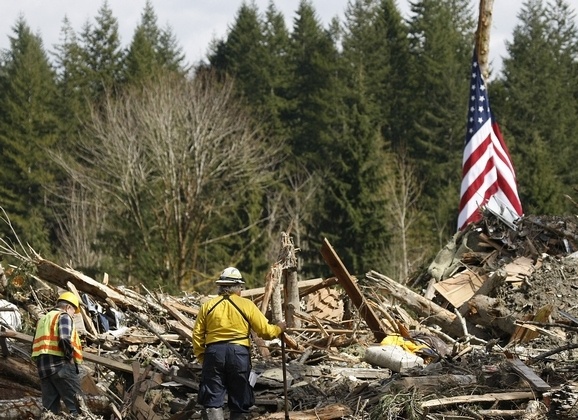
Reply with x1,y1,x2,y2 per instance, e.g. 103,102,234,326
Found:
366,270,489,339
475,0,494,80
0,395,113,419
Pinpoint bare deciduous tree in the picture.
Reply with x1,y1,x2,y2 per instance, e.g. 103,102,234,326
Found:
383,151,425,283
57,72,281,290
52,181,104,270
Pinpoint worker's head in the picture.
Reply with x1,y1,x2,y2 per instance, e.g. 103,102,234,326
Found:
57,291,81,314
216,267,245,295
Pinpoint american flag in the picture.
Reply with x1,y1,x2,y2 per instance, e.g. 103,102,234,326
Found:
457,50,523,230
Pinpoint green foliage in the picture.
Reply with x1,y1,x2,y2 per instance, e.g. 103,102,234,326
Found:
405,0,475,237
0,18,60,255
1,0,577,291
79,0,124,98
495,0,578,215
123,0,187,85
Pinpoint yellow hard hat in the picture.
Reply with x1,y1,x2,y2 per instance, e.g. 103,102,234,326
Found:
58,291,81,314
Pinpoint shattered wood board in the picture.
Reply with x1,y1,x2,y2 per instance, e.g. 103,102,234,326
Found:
433,269,486,308
504,256,536,286
305,288,343,322
505,355,551,392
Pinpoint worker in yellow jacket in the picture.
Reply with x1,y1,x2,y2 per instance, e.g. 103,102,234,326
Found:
193,267,286,420
32,291,84,416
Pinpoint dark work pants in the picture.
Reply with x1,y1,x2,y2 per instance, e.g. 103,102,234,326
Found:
198,343,254,414
40,363,82,415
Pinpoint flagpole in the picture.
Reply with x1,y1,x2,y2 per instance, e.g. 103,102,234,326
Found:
475,0,494,80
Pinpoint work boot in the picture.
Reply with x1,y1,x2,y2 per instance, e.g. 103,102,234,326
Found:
230,412,250,420
201,407,225,420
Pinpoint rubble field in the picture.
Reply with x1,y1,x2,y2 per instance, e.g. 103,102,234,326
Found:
2,214,578,419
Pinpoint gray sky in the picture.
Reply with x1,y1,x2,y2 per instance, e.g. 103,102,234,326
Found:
0,1,541,76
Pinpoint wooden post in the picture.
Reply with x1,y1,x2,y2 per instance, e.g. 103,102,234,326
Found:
475,0,494,80
320,238,387,342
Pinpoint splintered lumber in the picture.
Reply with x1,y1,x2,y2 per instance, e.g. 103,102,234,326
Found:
390,374,477,393
466,294,517,335
166,320,193,341
281,232,300,328
321,239,387,341
366,270,487,339
161,300,195,330
0,353,40,388
161,297,198,318
34,257,143,310
433,268,486,308
421,391,536,410
0,395,113,419
509,304,553,344
254,403,351,419
1,330,135,374
244,278,333,300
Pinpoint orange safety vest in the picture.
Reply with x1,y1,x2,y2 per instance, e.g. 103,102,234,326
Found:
31,309,83,364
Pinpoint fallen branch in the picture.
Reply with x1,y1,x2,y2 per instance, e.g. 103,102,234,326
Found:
526,343,578,366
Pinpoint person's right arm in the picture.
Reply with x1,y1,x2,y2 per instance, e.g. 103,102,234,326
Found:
192,307,206,364
245,300,286,339
58,313,74,361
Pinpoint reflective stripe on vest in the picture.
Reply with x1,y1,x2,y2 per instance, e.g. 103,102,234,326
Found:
31,309,83,363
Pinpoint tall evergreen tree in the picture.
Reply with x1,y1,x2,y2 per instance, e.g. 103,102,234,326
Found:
340,0,426,276
0,17,60,253
79,0,124,98
209,2,268,105
123,0,187,84
284,0,386,276
157,24,187,72
285,0,340,166
53,17,90,147
341,0,410,148
405,0,475,240
260,1,292,136
495,0,578,214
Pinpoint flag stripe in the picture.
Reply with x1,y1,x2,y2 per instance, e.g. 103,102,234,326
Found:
457,50,523,230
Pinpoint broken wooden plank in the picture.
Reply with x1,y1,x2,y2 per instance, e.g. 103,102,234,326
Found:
503,256,536,286
1,330,135,374
162,298,199,317
160,300,196,330
366,270,488,339
35,258,144,310
433,268,486,308
244,278,333,299
509,304,553,344
321,238,387,341
254,402,351,419
389,374,477,393
166,319,193,341
505,352,551,392
421,391,536,410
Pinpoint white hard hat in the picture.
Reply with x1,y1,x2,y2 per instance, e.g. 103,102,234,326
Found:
216,267,245,285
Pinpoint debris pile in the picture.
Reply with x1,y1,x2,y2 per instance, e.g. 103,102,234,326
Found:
2,213,578,419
